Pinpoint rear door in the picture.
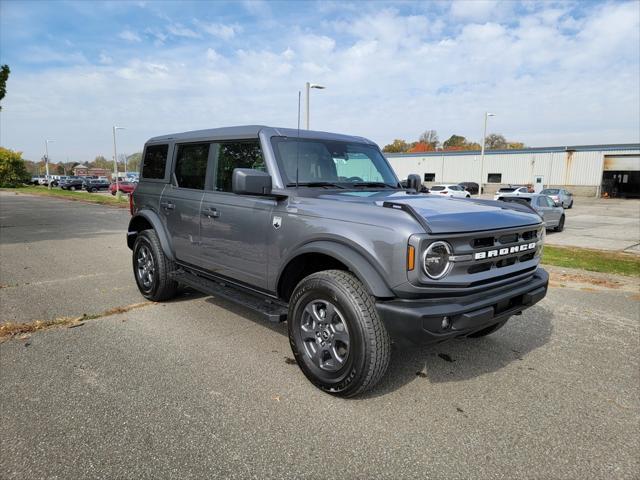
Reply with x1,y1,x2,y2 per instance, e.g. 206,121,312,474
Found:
198,140,274,289
159,142,212,266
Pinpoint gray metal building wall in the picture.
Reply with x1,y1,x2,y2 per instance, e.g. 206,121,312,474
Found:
386,144,640,196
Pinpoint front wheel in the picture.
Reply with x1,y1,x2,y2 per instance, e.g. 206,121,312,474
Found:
70,186,76,191
132,230,178,301
288,270,391,397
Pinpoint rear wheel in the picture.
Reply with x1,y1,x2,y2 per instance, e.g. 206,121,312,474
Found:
288,270,391,397
567,200,573,209
555,215,565,232
70,186,76,191
132,229,178,301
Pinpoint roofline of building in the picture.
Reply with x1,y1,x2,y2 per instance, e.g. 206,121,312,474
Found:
384,143,640,157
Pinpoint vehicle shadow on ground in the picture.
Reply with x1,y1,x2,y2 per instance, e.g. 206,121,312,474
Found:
362,303,555,398
203,294,554,398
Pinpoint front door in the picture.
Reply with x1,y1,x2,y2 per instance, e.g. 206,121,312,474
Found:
159,142,212,266
198,141,274,289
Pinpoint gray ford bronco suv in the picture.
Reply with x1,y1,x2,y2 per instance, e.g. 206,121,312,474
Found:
127,126,548,397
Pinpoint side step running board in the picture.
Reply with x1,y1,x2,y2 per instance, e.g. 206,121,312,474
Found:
170,269,288,323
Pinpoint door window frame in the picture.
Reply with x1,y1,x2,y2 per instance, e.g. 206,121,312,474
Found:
208,139,269,197
170,141,217,192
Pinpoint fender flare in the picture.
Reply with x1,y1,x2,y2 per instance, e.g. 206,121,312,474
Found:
127,210,175,260
278,240,395,298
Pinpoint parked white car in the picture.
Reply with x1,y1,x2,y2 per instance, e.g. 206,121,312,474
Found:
430,184,471,198
493,186,530,200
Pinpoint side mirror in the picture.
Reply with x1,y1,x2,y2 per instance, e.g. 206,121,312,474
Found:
406,174,422,192
232,168,272,196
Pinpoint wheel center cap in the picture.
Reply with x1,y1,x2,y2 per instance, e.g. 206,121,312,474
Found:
321,330,330,340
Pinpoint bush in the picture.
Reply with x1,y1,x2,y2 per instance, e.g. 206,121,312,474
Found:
0,147,30,187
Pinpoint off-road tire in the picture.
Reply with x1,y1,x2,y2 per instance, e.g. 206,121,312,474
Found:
132,229,178,302
467,320,507,338
288,270,391,398
555,215,565,232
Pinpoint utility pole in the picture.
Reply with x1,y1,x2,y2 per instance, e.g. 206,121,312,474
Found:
479,112,495,195
44,139,54,189
305,82,326,130
112,126,124,192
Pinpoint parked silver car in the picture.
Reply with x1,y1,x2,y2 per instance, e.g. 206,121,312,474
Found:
540,188,573,209
498,194,565,231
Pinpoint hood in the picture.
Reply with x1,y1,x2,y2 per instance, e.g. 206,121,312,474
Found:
313,190,541,234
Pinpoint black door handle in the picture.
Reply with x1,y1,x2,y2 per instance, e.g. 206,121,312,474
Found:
202,206,220,218
160,201,175,210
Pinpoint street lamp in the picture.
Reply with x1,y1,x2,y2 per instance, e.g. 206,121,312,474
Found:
479,112,496,195
305,82,326,130
112,126,125,192
44,139,55,189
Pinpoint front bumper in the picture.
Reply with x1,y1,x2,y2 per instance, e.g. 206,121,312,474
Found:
376,268,548,344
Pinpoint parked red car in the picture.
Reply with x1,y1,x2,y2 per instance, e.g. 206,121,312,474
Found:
110,181,137,195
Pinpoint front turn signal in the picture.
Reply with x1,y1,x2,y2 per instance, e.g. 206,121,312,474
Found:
407,245,415,271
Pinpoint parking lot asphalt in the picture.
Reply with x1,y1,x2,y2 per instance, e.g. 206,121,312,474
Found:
543,197,640,253
1,192,639,479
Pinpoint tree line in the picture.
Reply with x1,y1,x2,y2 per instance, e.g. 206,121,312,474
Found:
382,130,525,153
23,152,143,176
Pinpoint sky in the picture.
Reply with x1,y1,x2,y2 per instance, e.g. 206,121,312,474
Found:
0,0,639,163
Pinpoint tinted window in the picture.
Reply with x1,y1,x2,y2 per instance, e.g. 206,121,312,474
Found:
430,186,445,191
174,143,210,190
488,173,502,183
214,141,265,192
142,144,169,179
542,189,559,194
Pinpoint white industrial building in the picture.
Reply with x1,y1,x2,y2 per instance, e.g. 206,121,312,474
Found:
386,143,640,197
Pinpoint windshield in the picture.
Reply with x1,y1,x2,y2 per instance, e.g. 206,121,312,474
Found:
541,189,559,194
271,137,399,188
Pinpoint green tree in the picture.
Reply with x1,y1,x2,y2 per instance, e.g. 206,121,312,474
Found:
442,134,467,149
382,139,410,153
91,155,112,170
507,142,525,149
0,147,29,186
0,65,10,111
55,163,65,174
126,152,142,172
485,133,507,150
418,130,439,148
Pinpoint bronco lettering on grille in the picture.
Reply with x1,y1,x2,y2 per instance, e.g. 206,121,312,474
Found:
474,242,537,260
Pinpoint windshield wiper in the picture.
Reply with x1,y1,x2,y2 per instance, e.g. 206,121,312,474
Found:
351,182,399,189
286,182,347,189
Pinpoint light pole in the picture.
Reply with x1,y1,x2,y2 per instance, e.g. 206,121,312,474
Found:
44,139,54,189
112,126,125,192
479,112,496,195
305,82,325,130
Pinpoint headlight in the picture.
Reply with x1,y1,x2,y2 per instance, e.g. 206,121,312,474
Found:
423,241,452,279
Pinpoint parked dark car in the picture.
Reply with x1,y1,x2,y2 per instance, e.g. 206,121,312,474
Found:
110,181,136,195
60,178,86,191
458,182,479,195
84,179,111,193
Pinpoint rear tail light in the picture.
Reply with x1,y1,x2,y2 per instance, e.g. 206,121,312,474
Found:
440,191,447,194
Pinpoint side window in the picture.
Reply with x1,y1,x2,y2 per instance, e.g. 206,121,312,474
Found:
546,196,556,207
538,197,548,207
142,144,169,179
214,141,265,192
174,143,210,190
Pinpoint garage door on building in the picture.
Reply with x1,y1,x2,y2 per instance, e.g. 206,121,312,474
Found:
602,155,640,198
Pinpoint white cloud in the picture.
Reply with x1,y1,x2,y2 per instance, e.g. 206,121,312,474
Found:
98,53,113,65
118,29,141,42
1,2,638,162
167,23,200,39
196,21,241,40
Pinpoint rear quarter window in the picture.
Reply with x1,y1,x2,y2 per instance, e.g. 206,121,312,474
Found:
142,144,169,179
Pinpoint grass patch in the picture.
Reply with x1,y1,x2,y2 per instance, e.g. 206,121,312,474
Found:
0,302,151,340
542,245,640,277
2,185,128,207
